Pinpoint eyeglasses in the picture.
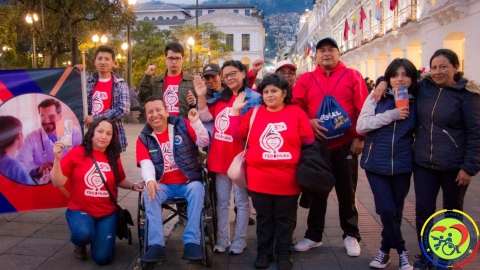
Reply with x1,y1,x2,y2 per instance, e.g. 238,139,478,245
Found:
278,71,296,77
166,57,182,62
221,71,237,80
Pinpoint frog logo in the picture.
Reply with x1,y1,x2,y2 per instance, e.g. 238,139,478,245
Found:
421,210,479,268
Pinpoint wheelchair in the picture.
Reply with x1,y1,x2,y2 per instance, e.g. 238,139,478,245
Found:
137,156,218,269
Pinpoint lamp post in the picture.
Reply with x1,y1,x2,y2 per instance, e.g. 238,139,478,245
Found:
100,34,108,45
188,37,194,74
92,34,99,47
26,13,38,68
126,0,136,88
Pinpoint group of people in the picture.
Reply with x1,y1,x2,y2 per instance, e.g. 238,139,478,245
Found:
40,34,479,270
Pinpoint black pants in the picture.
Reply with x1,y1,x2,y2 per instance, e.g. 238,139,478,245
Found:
250,191,299,255
131,106,145,121
305,142,361,242
414,165,469,251
366,171,411,254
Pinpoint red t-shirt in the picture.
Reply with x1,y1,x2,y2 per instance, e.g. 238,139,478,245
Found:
136,120,198,184
92,75,113,115
207,96,243,174
238,105,314,195
61,146,126,218
164,73,182,117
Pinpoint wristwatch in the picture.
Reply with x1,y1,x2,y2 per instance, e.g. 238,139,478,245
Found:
356,136,365,141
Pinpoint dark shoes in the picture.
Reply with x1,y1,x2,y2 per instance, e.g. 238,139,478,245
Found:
249,216,256,225
182,243,205,261
277,252,293,270
142,244,167,263
73,245,86,261
413,253,432,270
254,254,274,269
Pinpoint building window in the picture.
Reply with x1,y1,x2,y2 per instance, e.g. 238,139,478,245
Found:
208,10,215,14
245,10,250,16
144,16,149,20
166,17,170,20
172,16,178,20
158,16,163,20
242,34,250,51
234,10,239,13
226,34,234,48
152,17,155,20
198,10,202,16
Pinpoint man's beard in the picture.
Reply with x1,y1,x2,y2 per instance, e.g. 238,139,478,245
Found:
42,123,56,133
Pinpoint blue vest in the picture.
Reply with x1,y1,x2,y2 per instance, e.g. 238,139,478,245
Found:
360,91,416,175
139,115,202,182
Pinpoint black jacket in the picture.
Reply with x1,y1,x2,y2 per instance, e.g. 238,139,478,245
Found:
297,141,335,196
414,74,480,176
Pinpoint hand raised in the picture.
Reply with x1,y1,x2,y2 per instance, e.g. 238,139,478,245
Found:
251,59,265,73
74,65,85,72
146,65,157,76
187,90,196,106
53,142,64,160
193,75,207,97
232,92,248,112
188,108,200,124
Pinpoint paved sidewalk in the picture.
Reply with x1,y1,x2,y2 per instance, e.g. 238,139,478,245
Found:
1,123,479,270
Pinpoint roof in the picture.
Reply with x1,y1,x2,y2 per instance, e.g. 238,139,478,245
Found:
134,1,187,13
140,19,186,26
183,4,254,10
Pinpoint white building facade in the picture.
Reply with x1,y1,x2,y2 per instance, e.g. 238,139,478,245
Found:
292,0,480,82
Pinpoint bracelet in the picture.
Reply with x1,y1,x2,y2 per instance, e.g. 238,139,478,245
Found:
131,183,136,190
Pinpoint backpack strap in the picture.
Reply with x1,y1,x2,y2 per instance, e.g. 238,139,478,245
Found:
309,72,325,95
309,69,350,96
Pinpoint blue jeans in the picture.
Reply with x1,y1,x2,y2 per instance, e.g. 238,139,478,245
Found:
65,209,117,265
144,181,205,246
365,171,411,254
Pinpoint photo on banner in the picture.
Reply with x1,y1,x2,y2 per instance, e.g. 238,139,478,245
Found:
0,68,85,214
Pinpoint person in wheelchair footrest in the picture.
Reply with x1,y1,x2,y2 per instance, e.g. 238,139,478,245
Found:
136,96,210,262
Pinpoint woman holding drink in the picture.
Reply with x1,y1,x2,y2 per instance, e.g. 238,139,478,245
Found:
356,58,417,270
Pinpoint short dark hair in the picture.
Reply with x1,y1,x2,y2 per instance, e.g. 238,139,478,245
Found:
38,98,62,114
220,60,249,103
165,43,185,57
144,96,167,110
95,45,115,60
257,73,293,105
0,116,22,158
430,49,462,82
384,58,418,96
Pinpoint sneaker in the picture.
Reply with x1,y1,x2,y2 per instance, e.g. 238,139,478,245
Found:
413,254,431,270
213,237,231,253
182,243,205,261
294,238,322,252
370,250,390,268
73,245,86,261
399,251,413,270
142,244,167,263
344,236,361,256
229,237,247,254
254,254,274,269
277,252,293,270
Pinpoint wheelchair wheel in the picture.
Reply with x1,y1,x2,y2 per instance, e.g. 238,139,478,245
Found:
205,241,213,267
137,192,146,256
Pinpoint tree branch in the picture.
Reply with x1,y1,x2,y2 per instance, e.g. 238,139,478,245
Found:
71,17,98,25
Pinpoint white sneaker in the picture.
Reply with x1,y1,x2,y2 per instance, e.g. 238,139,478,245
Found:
344,236,361,256
399,251,414,270
370,250,390,268
229,237,247,254
294,238,322,252
213,237,231,253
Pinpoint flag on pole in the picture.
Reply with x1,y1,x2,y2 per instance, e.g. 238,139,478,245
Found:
343,19,350,41
352,13,357,36
360,6,367,30
390,0,398,11
375,0,382,21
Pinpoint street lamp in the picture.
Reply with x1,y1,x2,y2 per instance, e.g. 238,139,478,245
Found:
126,0,136,88
26,13,38,68
122,42,128,51
92,34,99,47
188,37,194,74
100,34,108,45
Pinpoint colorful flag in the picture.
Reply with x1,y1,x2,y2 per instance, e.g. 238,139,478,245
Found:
352,13,357,36
375,0,382,21
343,19,350,41
390,0,398,11
360,6,367,30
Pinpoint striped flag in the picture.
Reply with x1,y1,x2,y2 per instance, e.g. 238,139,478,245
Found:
352,13,357,36
375,0,382,21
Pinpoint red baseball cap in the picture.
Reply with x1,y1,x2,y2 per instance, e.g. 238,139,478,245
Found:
274,60,297,73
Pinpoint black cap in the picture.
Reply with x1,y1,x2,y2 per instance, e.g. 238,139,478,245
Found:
316,37,339,50
202,63,221,77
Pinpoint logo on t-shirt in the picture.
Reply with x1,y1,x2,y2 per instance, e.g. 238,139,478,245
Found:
214,107,233,142
260,122,292,160
164,85,179,113
84,162,111,197
161,141,178,173
92,91,109,115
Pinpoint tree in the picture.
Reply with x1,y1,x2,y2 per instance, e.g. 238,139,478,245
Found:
11,0,135,68
172,23,233,73
0,4,32,69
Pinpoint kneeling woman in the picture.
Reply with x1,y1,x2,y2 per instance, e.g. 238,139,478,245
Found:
356,58,417,270
51,117,143,265
230,74,314,270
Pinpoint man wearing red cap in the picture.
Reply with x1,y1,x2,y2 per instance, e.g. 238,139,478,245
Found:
275,60,297,88
292,37,369,257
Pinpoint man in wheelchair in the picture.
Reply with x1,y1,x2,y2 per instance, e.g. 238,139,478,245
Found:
136,96,210,263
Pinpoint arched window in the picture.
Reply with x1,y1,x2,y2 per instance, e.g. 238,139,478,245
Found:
166,17,170,20
172,16,178,20
144,16,149,20
152,17,155,20
158,16,164,20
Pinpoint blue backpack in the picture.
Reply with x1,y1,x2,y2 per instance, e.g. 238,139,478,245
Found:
310,71,352,140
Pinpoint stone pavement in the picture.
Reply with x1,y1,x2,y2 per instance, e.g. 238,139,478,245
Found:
1,123,480,270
